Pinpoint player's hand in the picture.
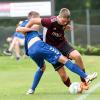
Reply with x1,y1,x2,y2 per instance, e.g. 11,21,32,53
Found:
65,25,73,31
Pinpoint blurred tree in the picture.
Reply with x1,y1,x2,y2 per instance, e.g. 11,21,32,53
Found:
55,0,100,25
91,0,100,9
55,0,100,11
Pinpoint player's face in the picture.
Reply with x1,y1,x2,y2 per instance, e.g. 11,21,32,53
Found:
58,17,70,25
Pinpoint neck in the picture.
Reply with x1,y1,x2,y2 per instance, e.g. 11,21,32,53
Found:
57,16,61,25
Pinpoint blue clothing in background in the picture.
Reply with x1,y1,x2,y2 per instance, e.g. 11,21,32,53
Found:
14,32,24,39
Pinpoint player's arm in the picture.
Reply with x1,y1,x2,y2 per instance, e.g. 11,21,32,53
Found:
16,26,34,35
16,25,40,35
64,18,72,31
26,18,42,28
16,18,41,34
65,25,72,31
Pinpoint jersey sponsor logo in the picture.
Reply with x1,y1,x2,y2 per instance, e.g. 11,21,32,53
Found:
49,47,60,54
53,27,56,30
52,32,62,37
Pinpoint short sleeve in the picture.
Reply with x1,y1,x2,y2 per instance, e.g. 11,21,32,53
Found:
41,18,51,28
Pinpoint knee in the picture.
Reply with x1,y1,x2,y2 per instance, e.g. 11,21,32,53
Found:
70,50,82,61
74,52,82,61
15,40,19,45
41,64,46,72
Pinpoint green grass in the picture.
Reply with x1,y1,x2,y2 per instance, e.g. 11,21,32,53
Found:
0,56,100,100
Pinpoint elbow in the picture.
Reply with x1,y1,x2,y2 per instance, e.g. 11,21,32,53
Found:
16,28,19,32
16,27,22,32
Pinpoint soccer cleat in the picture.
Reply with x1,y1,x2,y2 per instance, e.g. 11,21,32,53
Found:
3,50,12,56
80,82,89,90
26,88,34,95
85,72,97,83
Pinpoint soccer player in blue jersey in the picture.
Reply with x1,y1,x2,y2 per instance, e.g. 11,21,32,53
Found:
4,21,25,60
17,11,97,94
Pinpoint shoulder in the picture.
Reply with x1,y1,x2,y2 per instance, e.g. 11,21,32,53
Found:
50,16,57,22
42,16,57,22
23,19,29,23
41,16,57,27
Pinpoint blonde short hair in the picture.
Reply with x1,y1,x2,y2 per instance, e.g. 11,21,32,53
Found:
59,8,70,18
28,11,40,19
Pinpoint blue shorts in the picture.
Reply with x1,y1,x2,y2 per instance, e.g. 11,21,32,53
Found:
28,40,61,67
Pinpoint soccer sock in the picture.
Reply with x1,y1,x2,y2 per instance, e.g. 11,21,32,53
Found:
65,60,87,78
31,68,44,91
80,69,86,82
63,77,71,87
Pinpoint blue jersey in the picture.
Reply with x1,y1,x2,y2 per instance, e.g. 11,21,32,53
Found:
19,19,29,27
13,21,25,39
14,32,24,39
20,19,30,56
20,19,42,56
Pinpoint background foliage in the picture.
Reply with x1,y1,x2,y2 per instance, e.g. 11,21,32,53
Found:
0,0,100,55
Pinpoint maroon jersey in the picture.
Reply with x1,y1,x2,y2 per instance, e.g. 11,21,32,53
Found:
41,16,67,49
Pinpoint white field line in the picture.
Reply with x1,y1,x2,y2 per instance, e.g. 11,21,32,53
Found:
75,82,100,100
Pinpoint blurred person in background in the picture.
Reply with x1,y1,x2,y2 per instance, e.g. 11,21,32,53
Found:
3,21,25,60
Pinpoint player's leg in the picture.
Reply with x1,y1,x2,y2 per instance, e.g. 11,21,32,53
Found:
26,44,45,94
8,37,17,52
61,41,86,82
58,55,97,83
31,62,45,93
26,61,45,94
57,67,71,87
6,37,13,43
18,38,25,46
69,50,86,82
52,62,71,87
14,37,25,60
18,38,26,58
3,37,16,56
59,55,87,78
14,38,21,60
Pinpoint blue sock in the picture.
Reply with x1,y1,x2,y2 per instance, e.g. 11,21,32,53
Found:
31,68,43,91
65,60,87,78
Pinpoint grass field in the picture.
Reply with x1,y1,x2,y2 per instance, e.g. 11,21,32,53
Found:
0,56,100,100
